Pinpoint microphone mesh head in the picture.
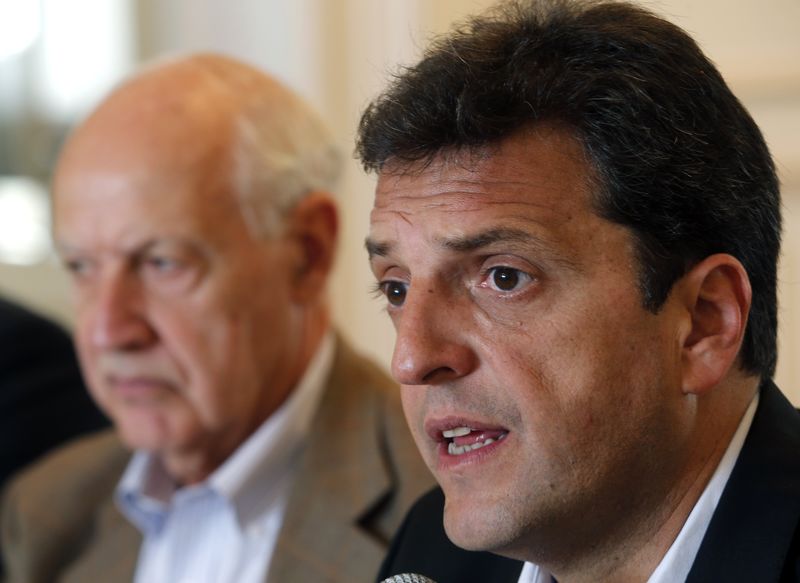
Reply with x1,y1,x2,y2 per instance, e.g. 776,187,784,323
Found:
381,574,437,583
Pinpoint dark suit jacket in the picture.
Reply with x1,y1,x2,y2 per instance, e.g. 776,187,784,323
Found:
0,297,106,488
1,337,433,583
378,380,800,583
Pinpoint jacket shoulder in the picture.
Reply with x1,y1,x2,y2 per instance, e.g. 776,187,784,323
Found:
2,430,129,582
5,429,126,505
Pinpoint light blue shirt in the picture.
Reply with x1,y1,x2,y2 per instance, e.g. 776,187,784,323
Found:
116,334,335,583
517,392,759,583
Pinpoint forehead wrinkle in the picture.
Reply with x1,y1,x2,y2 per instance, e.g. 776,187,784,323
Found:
369,195,580,264
435,226,581,272
375,176,561,210
376,175,576,228
436,227,536,252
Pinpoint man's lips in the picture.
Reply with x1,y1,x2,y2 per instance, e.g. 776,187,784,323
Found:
425,416,510,459
106,374,175,399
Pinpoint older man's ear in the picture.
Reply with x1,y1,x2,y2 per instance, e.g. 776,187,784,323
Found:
676,253,753,396
285,191,339,304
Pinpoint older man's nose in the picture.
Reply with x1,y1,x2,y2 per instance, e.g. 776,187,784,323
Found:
85,271,155,351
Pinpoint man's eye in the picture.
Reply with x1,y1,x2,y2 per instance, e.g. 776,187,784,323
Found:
144,256,181,273
487,266,531,292
63,258,93,278
381,280,408,306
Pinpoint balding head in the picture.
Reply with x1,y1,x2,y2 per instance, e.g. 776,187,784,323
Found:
57,53,341,236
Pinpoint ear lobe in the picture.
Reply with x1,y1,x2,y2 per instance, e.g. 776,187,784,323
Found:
286,192,338,303
679,254,752,395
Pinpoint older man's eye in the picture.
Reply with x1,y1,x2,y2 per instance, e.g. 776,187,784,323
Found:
147,256,180,272
381,280,408,306
63,257,93,277
487,266,531,292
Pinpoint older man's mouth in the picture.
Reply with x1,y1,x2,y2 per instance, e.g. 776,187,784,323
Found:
107,375,174,401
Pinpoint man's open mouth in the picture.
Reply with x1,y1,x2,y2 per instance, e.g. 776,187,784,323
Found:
441,426,509,456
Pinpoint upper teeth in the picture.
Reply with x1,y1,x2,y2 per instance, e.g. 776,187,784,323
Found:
443,426,471,438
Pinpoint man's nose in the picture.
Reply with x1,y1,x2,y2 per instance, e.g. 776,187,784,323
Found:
84,270,155,350
391,284,476,386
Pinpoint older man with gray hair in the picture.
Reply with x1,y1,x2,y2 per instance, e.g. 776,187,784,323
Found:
1,54,430,583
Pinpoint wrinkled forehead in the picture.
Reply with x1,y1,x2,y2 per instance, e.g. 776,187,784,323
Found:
372,127,595,226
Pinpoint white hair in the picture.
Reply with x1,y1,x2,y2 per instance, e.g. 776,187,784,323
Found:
232,94,342,236
180,54,342,237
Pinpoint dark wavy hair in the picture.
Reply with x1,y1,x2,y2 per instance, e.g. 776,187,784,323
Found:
356,0,781,378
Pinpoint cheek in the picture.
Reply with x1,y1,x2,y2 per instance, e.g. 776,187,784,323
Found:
147,309,227,413
72,304,97,355
400,386,422,426
169,320,232,384
477,308,638,436
73,328,106,396
400,387,429,448
169,309,277,414
73,326,92,368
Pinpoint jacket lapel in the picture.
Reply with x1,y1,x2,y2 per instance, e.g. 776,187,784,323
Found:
686,381,800,581
267,339,397,582
58,437,141,583
63,503,140,583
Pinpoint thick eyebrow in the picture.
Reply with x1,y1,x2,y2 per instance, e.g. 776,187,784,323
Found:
365,238,392,259
437,228,536,252
367,226,579,272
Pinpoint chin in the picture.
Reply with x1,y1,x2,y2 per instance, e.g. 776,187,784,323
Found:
117,427,165,452
442,495,520,552
114,413,181,453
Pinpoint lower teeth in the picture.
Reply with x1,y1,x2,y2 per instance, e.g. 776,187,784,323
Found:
447,434,505,456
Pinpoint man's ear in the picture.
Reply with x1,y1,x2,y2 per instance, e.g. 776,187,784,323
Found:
678,254,752,395
285,192,338,304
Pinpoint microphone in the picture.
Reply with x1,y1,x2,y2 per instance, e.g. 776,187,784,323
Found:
380,575,437,583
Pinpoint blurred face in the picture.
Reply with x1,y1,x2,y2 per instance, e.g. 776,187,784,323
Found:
53,93,304,480
368,127,692,561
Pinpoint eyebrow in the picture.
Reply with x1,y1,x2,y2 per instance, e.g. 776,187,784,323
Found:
365,238,391,259
366,227,543,260
437,228,536,252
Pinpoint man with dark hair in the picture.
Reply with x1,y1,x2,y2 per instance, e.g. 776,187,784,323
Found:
359,1,798,581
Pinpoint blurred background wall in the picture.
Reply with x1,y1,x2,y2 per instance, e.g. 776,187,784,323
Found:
0,0,798,399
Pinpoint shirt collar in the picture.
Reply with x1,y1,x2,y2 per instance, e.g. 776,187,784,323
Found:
116,332,335,534
646,389,759,583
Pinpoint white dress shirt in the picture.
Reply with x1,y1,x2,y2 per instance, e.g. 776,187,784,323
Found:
116,333,334,583
517,392,759,583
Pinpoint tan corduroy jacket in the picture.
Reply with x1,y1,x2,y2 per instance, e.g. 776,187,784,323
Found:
1,337,433,583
